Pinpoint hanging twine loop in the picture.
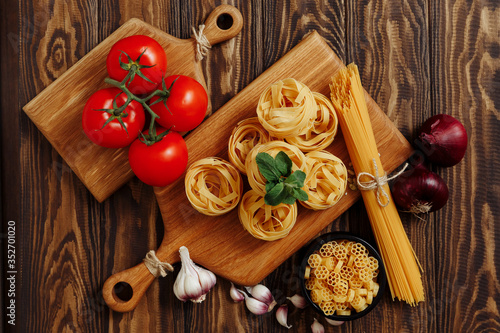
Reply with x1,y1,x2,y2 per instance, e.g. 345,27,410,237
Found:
192,24,212,61
143,250,174,278
356,159,408,207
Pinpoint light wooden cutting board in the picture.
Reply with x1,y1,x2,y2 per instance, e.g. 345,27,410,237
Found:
22,5,243,202
103,31,413,312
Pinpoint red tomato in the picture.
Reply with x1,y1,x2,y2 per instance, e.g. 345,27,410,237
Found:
106,35,167,95
128,127,188,187
149,75,208,132
82,88,145,148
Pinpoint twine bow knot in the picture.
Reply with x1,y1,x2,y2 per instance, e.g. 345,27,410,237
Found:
143,250,174,278
356,159,408,207
192,24,212,61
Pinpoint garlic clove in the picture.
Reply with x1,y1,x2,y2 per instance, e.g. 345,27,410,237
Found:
245,284,275,306
276,304,292,329
240,289,269,315
230,282,245,302
325,318,345,326
286,294,308,309
311,318,325,333
173,246,217,303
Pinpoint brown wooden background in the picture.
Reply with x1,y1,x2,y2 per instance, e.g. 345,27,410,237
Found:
2,0,499,332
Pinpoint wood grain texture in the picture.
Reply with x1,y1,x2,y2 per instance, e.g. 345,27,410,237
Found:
431,0,500,332
6,0,500,332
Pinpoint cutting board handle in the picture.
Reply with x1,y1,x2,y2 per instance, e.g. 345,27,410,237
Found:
102,262,156,313
202,4,243,46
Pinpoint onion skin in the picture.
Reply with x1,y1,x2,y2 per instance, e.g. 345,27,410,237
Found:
392,166,449,213
417,114,467,167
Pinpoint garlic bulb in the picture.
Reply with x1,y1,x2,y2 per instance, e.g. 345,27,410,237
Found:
245,284,277,311
311,318,325,333
286,294,308,309
173,246,216,303
276,304,292,329
230,282,245,302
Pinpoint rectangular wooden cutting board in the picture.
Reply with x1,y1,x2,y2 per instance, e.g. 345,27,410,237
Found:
21,11,244,202
153,31,413,286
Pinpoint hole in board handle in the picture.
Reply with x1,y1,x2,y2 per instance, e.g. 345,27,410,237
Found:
216,13,233,30
114,282,133,302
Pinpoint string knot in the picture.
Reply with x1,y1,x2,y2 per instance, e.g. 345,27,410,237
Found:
192,24,211,61
356,159,408,207
143,250,174,278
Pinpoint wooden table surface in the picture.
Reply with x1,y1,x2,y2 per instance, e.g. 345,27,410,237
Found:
2,0,499,332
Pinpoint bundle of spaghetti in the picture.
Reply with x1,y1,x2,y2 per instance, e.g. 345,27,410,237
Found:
185,157,243,216
228,117,273,174
285,92,339,151
256,78,316,138
329,63,424,306
238,189,297,241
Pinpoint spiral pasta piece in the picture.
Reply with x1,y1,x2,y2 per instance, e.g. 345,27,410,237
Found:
256,78,316,139
185,157,243,216
238,189,297,241
245,141,307,196
285,92,339,151
228,117,273,174
301,150,348,210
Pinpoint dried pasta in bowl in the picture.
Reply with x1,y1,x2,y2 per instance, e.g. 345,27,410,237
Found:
238,189,297,241
256,78,316,139
285,92,339,151
301,150,347,210
185,157,243,216
228,117,273,174
245,141,307,196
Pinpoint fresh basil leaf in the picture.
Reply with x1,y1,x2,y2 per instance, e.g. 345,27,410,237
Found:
264,182,287,206
265,181,277,193
292,187,309,201
256,152,280,183
282,195,297,205
275,151,292,177
285,170,306,188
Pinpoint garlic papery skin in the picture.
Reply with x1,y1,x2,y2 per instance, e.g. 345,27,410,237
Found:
245,284,276,311
173,246,217,303
276,304,292,329
240,289,269,315
311,318,325,333
286,294,308,309
230,282,245,302
325,318,344,326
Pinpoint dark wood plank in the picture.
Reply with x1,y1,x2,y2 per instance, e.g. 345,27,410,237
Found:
346,0,433,331
1,0,20,332
430,0,500,332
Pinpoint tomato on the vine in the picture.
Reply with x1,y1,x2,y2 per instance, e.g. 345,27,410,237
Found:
128,127,188,187
106,35,167,95
82,87,145,148
149,75,208,132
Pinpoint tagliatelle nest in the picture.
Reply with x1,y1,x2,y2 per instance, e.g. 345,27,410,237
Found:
245,141,307,196
285,92,339,151
256,78,316,139
228,117,273,174
300,150,348,210
238,189,297,241
185,157,243,216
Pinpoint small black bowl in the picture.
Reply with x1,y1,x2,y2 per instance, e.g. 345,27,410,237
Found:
299,232,387,321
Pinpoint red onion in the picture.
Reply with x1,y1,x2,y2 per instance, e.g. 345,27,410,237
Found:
416,114,467,167
392,166,449,213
